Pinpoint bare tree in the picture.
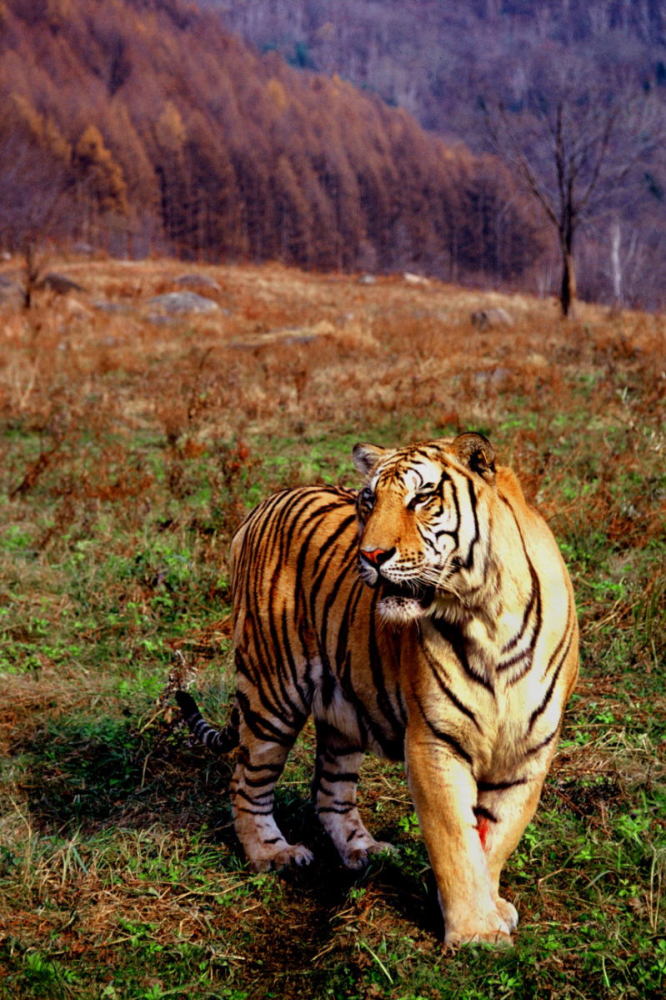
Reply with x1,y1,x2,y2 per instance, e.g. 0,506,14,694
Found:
0,121,73,308
480,63,664,316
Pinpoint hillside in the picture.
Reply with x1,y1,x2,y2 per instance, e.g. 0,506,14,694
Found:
209,0,665,136
0,0,541,283
208,0,666,309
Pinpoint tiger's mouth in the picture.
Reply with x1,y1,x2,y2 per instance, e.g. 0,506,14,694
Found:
377,579,436,620
380,578,435,604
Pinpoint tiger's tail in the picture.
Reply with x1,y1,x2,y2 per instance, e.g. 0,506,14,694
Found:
175,690,240,754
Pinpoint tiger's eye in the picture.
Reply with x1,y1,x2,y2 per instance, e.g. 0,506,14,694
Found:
360,487,375,507
408,491,437,510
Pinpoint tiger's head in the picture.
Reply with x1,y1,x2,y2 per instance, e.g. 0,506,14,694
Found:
353,432,497,623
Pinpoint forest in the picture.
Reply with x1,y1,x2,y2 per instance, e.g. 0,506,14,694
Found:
209,0,666,309
0,0,546,287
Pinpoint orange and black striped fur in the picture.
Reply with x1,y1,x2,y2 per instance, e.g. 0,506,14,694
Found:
178,432,578,945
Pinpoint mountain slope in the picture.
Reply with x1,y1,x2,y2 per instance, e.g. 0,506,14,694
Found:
206,0,666,138
204,0,666,308
0,0,541,280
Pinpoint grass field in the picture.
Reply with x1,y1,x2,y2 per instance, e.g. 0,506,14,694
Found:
0,259,664,999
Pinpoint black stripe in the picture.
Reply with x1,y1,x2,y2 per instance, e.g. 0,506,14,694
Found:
235,788,272,805
317,770,359,784
313,720,364,756
462,477,481,570
243,773,279,788
335,575,366,684
325,744,364,757
413,691,473,766
280,604,311,709
367,589,407,739
312,511,358,578
259,502,324,717
236,689,295,747
525,728,558,757
500,563,539,657
431,618,495,694
242,490,344,694
497,517,543,678
236,649,306,731
239,757,283,774
477,777,527,792
499,647,532,672
314,520,360,695
473,805,498,823
542,601,576,679
527,640,569,733
423,645,482,731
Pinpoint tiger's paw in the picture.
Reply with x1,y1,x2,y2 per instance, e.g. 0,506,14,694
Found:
445,929,513,949
496,897,519,932
444,909,513,949
341,839,396,871
249,843,314,872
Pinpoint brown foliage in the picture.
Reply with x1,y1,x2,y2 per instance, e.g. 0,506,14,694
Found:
0,0,542,283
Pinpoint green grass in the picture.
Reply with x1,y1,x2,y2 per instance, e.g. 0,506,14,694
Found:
0,282,664,998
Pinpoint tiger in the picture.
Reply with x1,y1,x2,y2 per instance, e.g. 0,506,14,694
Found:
177,431,579,946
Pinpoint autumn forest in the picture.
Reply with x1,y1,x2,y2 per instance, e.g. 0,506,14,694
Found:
0,0,664,306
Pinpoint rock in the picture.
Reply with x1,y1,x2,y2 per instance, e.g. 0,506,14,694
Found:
64,297,93,318
473,366,512,386
37,272,87,294
358,274,376,285
403,272,430,285
93,300,133,314
147,291,220,314
174,273,222,291
0,276,22,308
471,307,514,330
230,319,336,351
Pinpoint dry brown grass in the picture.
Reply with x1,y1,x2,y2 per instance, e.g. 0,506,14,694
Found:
2,257,663,448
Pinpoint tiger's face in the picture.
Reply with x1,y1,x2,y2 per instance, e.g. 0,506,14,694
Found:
353,433,496,623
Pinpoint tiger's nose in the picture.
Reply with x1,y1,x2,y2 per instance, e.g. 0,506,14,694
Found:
360,546,396,567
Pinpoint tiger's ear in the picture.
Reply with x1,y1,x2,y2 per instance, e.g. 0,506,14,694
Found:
352,443,389,477
451,432,496,484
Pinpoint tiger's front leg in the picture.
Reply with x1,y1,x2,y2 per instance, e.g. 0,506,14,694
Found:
405,727,512,947
477,770,550,931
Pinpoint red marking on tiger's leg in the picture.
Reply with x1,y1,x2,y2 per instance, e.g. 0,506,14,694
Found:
477,815,490,849
406,735,512,947
477,777,547,936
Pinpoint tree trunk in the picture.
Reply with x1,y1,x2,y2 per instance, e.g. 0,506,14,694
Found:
610,220,622,304
22,240,39,310
559,247,577,318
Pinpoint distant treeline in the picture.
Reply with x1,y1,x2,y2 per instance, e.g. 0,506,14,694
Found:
209,0,666,309
0,0,543,281
212,0,665,137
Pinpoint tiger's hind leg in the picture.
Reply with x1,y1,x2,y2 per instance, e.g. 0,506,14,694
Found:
231,694,313,872
313,721,394,870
